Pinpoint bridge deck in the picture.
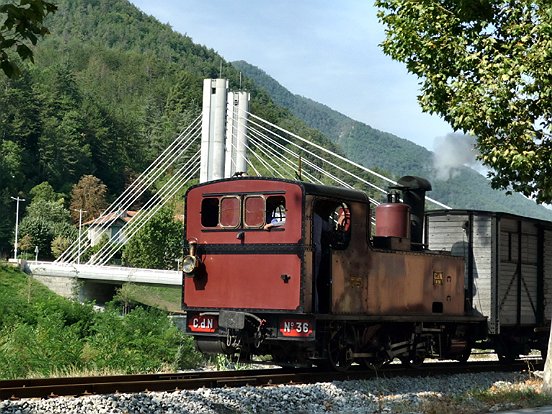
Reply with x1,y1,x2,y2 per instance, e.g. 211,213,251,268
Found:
25,261,181,286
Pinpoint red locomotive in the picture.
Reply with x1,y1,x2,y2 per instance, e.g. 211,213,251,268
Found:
182,176,550,370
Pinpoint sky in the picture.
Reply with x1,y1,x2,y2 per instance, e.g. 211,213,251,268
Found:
129,0,454,151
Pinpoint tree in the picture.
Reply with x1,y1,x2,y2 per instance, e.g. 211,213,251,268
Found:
25,198,70,224
375,0,552,203
38,66,94,190
0,70,42,177
51,235,70,259
122,206,182,270
0,139,23,188
29,181,62,203
0,140,23,255
376,0,552,393
39,109,94,188
69,175,108,223
18,198,75,260
18,216,51,258
18,233,33,256
0,0,57,77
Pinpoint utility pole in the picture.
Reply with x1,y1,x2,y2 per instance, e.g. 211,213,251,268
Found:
73,209,88,265
10,196,25,261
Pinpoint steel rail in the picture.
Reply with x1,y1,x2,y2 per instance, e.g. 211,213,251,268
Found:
0,360,541,401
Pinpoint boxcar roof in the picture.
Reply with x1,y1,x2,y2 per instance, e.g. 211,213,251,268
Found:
186,176,371,204
426,208,552,228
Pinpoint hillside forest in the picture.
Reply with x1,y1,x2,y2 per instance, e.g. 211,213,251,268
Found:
0,0,335,262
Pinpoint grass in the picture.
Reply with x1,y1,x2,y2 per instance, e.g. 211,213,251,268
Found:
0,263,202,380
118,283,182,312
0,262,55,302
376,376,552,414
4,262,552,413
471,378,552,410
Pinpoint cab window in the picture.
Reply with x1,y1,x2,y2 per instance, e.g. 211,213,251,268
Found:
266,196,286,226
244,196,265,227
201,198,219,227
220,196,240,227
314,199,351,250
200,194,287,229
331,202,351,249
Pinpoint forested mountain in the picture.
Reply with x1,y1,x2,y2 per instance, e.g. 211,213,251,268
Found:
1,0,550,258
232,60,552,220
0,0,337,257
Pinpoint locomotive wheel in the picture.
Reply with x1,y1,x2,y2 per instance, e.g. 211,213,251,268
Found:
497,350,517,364
327,326,355,372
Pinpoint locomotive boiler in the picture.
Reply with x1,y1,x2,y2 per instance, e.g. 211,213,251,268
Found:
181,176,551,370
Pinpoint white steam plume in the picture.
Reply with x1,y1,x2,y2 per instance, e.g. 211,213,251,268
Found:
432,133,485,180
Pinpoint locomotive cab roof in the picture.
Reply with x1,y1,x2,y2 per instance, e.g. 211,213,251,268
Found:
186,176,371,204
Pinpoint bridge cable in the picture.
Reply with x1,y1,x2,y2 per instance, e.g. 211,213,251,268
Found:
246,112,450,210
91,150,201,264
57,115,202,264
246,115,390,202
92,151,201,265
248,124,376,199
248,129,330,186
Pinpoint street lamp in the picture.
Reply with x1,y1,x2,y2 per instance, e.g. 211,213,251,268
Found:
73,208,88,265
10,196,25,261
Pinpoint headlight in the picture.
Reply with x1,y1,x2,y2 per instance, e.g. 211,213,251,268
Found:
182,255,199,276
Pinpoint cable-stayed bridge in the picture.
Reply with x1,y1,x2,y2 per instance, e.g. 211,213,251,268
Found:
25,78,450,302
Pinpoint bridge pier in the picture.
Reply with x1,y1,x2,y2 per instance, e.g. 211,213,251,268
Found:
31,273,79,300
200,78,250,183
25,263,121,304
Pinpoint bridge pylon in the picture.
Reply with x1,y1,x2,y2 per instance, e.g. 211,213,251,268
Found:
200,78,250,183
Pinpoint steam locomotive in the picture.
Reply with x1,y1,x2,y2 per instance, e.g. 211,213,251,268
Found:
181,176,551,370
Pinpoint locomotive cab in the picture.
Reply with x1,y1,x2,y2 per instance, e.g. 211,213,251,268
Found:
182,177,367,364
310,198,354,313
183,178,311,363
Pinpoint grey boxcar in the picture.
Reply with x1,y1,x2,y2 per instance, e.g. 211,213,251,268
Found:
426,209,552,360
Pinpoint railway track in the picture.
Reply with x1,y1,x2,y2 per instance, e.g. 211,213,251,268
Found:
0,359,542,401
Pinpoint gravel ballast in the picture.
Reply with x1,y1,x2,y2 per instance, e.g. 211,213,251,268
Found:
0,371,537,413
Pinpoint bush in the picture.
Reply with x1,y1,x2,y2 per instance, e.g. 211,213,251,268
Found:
0,266,203,379
85,305,200,373
0,314,84,379
122,206,182,270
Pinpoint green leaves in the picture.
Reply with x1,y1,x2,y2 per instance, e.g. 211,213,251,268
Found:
0,269,201,379
85,306,189,374
376,0,552,202
0,0,57,77
122,206,183,270
18,197,76,260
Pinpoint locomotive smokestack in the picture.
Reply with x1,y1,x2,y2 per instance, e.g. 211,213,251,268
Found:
396,176,432,251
